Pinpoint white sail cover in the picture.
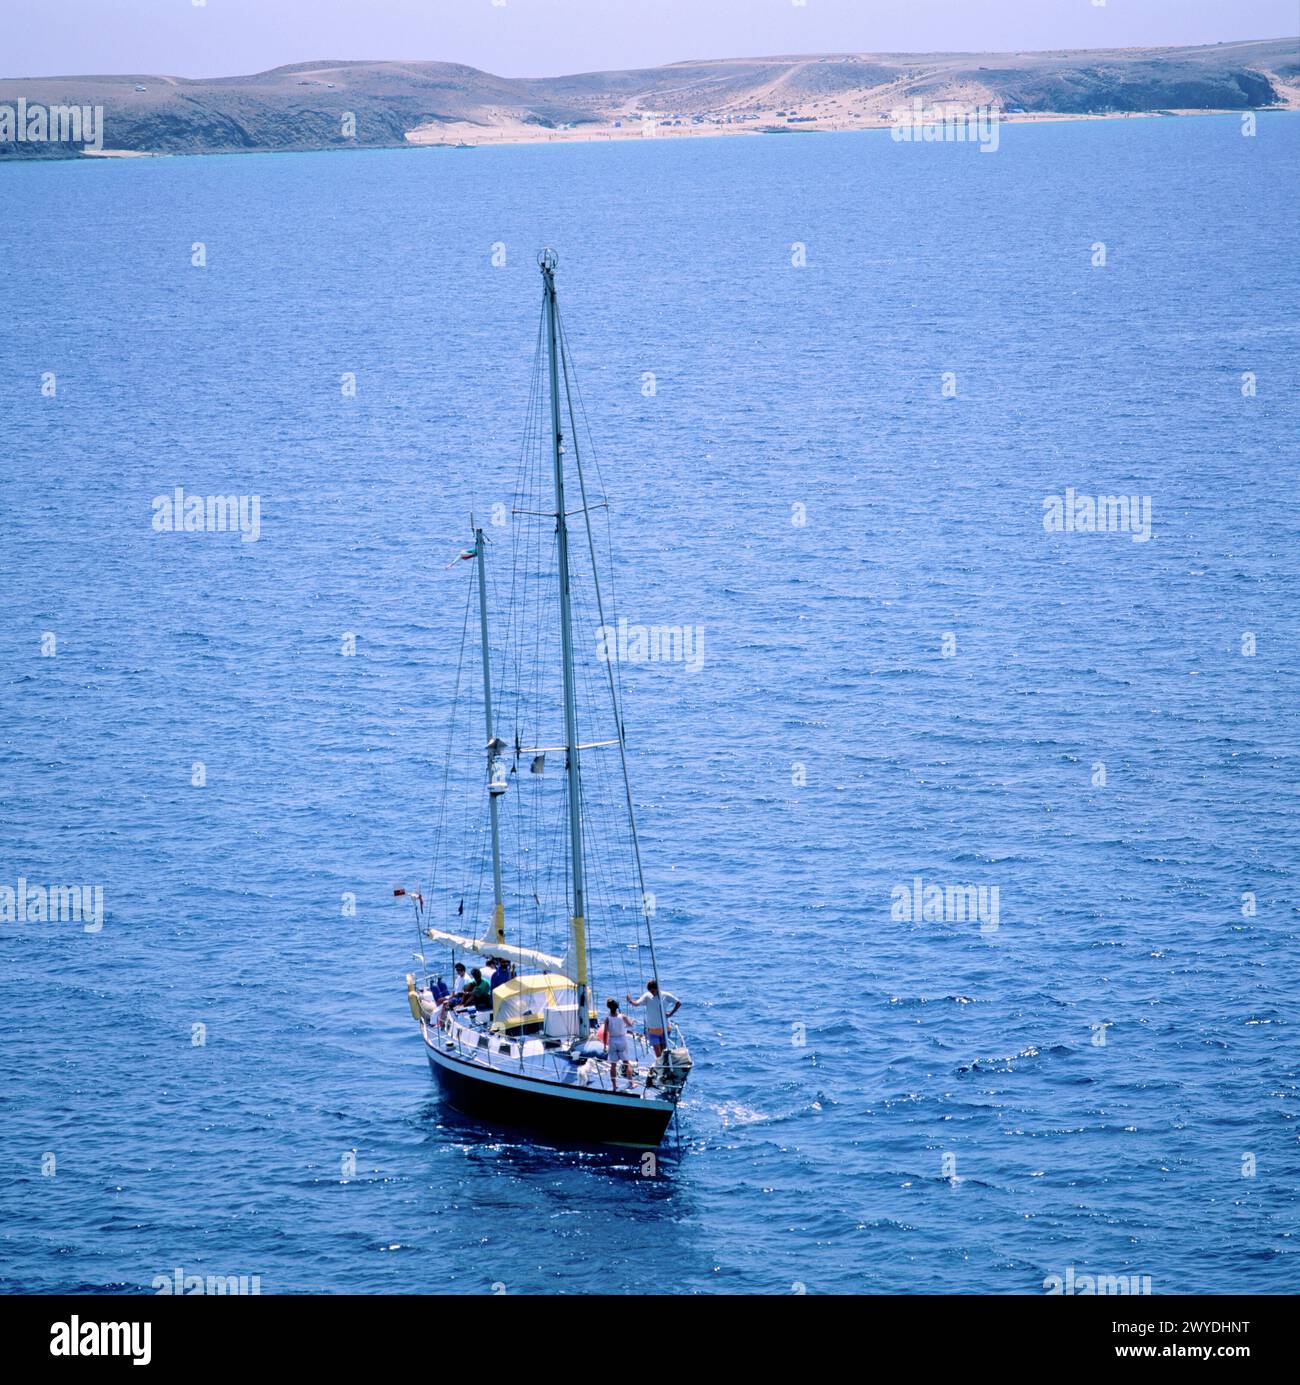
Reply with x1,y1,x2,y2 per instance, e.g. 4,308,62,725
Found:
424,928,564,972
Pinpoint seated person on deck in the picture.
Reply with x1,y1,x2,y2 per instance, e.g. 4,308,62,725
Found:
458,967,492,1013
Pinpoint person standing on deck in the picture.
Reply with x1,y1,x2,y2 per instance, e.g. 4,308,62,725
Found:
627,979,681,1057
604,999,634,1091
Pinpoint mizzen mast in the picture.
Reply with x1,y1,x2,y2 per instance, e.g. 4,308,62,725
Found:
474,524,507,946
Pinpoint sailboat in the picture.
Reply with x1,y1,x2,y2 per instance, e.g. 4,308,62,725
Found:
400,250,692,1149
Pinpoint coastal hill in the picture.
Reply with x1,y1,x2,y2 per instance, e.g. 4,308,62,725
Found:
2,37,1296,159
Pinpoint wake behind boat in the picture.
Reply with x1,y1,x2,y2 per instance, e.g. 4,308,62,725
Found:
399,251,692,1149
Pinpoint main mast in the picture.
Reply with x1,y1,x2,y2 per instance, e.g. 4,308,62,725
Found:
540,249,590,1038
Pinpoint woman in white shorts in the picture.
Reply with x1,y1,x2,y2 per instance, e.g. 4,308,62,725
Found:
604,999,633,1091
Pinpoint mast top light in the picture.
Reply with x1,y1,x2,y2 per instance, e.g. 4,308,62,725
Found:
538,247,559,273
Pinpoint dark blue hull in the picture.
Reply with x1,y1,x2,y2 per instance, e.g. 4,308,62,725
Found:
425,1046,675,1149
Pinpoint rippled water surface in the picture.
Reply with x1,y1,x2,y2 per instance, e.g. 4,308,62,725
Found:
2,114,1298,1293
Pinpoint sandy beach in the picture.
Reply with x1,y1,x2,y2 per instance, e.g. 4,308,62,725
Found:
402,103,1296,150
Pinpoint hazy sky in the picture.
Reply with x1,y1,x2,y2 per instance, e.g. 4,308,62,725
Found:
6,0,1297,80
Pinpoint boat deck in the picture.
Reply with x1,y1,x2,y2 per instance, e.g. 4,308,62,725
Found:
429,1009,667,1100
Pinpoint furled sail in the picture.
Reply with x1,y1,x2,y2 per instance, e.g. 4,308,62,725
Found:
424,927,564,972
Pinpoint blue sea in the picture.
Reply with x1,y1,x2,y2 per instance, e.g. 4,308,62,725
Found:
2,113,1298,1295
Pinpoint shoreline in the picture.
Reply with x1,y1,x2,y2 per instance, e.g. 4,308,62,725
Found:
4,40,1296,163
59,104,1297,162
401,104,1297,150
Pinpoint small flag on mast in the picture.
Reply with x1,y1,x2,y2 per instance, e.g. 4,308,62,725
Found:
444,545,479,569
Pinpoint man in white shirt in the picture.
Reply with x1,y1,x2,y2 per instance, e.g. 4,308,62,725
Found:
626,978,681,1057
603,999,634,1091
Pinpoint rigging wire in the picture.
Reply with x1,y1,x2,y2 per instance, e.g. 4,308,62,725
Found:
555,299,666,1005
421,273,668,1048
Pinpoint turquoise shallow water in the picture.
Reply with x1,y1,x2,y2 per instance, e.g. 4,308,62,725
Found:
1,113,1298,1294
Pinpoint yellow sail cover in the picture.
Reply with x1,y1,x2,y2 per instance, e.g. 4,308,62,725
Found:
492,972,577,1028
